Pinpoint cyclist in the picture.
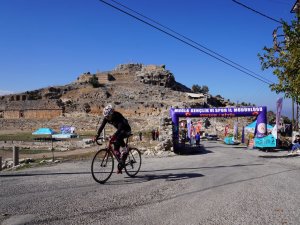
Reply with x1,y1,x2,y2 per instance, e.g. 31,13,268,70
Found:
94,104,131,174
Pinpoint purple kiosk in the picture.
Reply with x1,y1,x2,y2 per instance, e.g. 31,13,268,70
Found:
170,106,268,153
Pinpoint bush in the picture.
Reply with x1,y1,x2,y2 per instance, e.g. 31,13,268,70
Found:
89,75,101,88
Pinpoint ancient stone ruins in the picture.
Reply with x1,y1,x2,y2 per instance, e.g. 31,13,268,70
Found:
0,64,218,131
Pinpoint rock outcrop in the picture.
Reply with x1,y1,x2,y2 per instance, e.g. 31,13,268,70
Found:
0,63,211,131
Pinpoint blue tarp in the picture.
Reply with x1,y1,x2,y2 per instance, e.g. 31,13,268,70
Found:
245,121,273,132
32,128,57,135
254,134,277,148
224,136,240,145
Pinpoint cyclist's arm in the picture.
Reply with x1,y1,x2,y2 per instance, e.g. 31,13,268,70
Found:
96,118,108,138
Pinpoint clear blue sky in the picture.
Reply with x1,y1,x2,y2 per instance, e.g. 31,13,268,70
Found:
0,0,297,118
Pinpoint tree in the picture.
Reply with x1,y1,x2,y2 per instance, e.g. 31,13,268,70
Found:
191,84,201,93
89,75,101,88
258,18,300,103
267,111,276,124
191,84,209,94
202,85,209,94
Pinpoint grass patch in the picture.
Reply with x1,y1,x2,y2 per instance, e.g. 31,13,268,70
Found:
0,131,96,142
0,148,49,154
58,151,96,161
0,132,34,141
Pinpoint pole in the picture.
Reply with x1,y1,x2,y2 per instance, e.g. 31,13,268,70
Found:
297,97,299,131
292,98,295,130
51,136,54,162
13,146,19,166
0,156,2,171
236,101,239,139
297,3,299,131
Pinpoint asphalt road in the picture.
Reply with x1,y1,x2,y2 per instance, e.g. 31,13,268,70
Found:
1,141,300,225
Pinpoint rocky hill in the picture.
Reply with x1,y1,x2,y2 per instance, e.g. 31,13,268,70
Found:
0,63,249,140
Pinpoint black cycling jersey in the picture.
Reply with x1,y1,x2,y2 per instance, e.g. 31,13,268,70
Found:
97,111,131,137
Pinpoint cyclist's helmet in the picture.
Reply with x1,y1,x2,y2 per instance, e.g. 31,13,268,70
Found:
103,104,114,117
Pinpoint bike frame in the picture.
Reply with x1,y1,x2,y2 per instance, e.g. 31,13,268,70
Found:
96,137,130,162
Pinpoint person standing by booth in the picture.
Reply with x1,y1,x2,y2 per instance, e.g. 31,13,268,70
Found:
195,132,200,146
155,128,160,141
151,129,156,141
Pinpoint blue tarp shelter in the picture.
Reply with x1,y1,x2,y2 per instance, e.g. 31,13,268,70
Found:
32,128,57,135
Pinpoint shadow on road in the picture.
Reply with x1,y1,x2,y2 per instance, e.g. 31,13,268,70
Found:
141,163,264,173
0,162,264,178
139,172,204,182
167,167,300,202
259,154,299,158
105,162,264,185
175,145,214,155
105,172,205,185
0,171,90,177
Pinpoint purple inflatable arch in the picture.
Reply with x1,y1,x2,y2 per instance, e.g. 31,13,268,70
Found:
170,106,267,152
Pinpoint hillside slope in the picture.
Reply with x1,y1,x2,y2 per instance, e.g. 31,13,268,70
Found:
0,63,244,135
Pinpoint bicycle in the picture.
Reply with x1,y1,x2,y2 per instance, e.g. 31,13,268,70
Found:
91,135,142,184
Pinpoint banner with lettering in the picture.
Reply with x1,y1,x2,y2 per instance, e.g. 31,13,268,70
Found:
170,107,267,147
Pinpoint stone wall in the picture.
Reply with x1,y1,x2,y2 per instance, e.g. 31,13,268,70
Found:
136,65,173,87
2,109,62,119
114,63,143,73
97,73,109,84
75,72,92,84
3,110,20,119
89,103,167,118
24,109,62,119
109,72,135,82
75,64,143,85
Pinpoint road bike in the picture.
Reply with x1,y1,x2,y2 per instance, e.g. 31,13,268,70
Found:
91,135,142,184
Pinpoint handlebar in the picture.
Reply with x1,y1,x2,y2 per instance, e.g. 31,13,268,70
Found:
94,136,115,146
95,137,104,145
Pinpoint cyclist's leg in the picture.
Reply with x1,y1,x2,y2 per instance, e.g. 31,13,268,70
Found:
113,139,121,158
114,134,126,173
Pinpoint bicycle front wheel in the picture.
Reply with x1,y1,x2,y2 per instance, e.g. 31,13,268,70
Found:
124,148,142,177
91,149,114,184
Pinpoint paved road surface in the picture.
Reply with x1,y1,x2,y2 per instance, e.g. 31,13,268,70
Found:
1,141,300,225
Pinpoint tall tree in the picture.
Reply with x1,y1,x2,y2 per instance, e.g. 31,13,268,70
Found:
258,18,300,103
191,84,209,94
191,84,202,93
202,85,209,94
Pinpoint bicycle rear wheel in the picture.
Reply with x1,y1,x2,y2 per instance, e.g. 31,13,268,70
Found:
124,148,141,177
91,149,114,184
